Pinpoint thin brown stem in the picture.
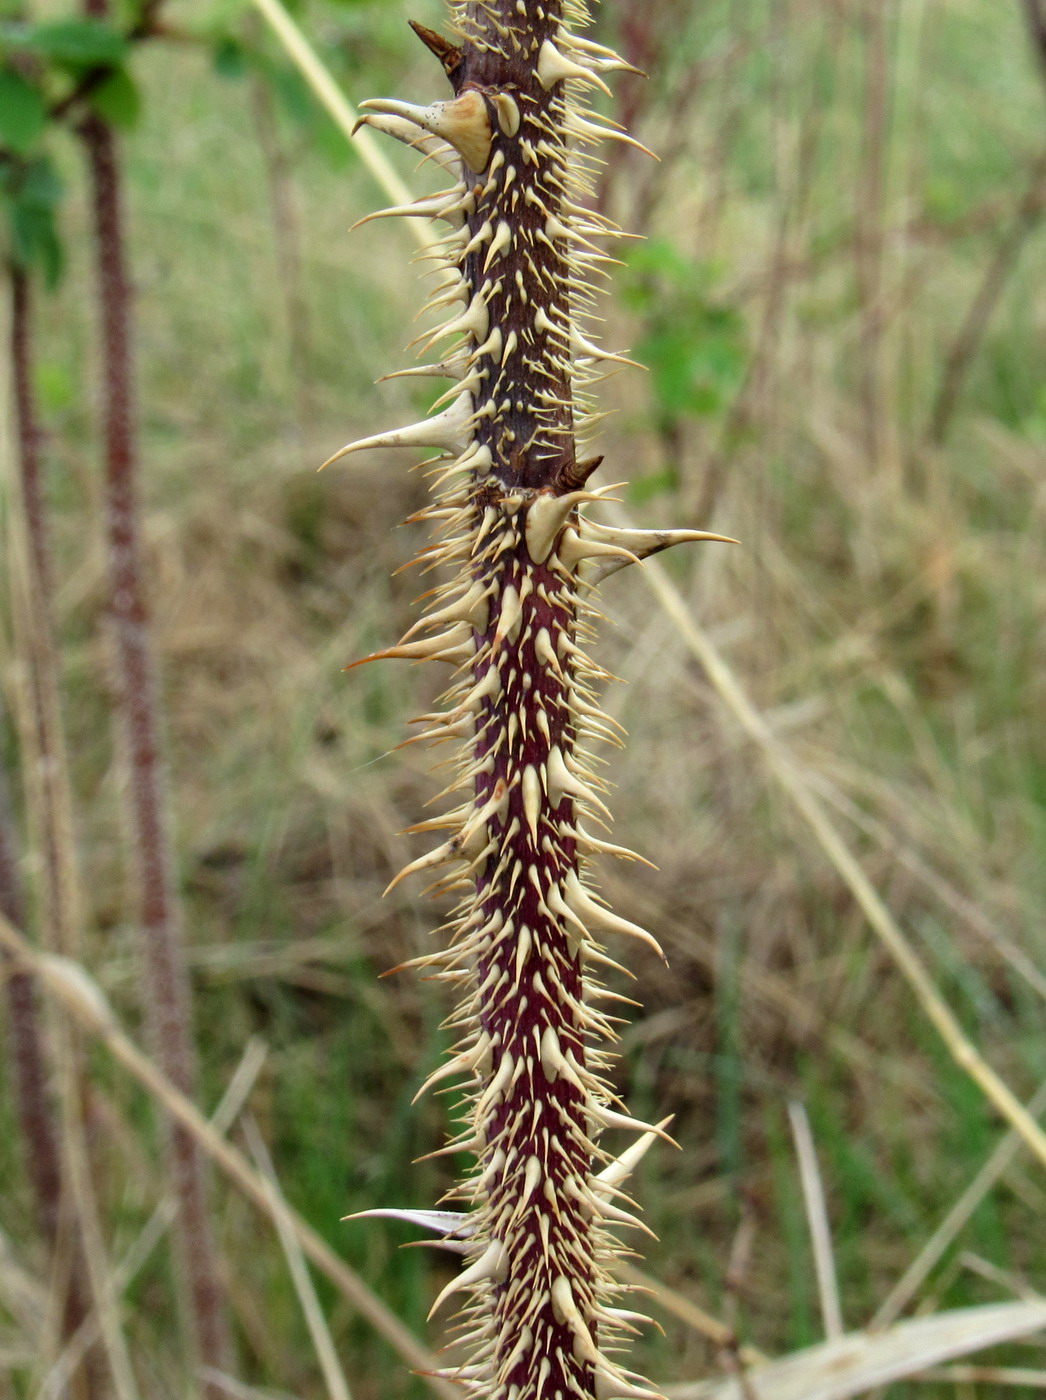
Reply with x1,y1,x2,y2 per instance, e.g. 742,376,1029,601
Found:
247,68,313,417
927,150,1046,445
926,5,1046,445
5,264,107,1400
8,268,79,961
11,269,54,600
1024,0,1046,92
855,0,891,470
78,82,233,1399
0,758,62,1244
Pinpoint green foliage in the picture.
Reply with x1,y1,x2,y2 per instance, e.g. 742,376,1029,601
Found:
4,15,129,67
0,67,45,153
210,28,357,169
0,13,136,278
211,32,249,79
623,238,748,427
0,153,63,283
88,64,141,128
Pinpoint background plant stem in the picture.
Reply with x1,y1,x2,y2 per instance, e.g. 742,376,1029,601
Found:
78,28,233,1383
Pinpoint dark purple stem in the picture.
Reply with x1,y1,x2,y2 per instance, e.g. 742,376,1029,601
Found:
6,263,106,1400
78,86,233,1397
11,269,54,600
0,769,62,1243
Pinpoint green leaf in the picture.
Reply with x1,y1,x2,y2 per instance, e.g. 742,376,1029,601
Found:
627,466,679,506
269,63,314,127
25,17,128,68
211,34,248,79
10,196,62,284
0,67,46,154
88,66,140,128
19,155,63,209
36,360,75,413
0,155,65,286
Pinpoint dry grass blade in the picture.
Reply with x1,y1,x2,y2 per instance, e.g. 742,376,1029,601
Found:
243,1117,354,1400
51,1016,142,1400
628,543,1046,1178
0,913,457,1400
920,1365,1046,1386
247,0,434,251
808,775,1046,1009
37,1039,269,1400
199,1373,297,1400
614,1262,767,1367
788,1101,843,1340
0,1227,47,1345
665,1299,1046,1400
873,1076,1046,1328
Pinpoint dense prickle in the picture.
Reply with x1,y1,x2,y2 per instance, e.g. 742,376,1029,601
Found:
461,521,604,1397
339,3,728,1397
455,19,579,490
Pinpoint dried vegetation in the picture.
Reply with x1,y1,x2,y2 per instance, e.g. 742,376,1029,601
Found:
2,0,1046,1397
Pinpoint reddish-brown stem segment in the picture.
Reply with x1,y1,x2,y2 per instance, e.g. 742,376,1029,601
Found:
11,269,54,600
79,88,232,1391
0,763,62,1243
469,545,598,1395
457,2,575,492
9,267,76,957
6,263,106,1399
0,790,106,1400
5,268,61,1235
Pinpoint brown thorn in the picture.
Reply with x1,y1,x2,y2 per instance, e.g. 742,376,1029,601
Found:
557,454,604,492
408,20,465,91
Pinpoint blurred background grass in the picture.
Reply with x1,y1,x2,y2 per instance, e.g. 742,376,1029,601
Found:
3,0,1046,1395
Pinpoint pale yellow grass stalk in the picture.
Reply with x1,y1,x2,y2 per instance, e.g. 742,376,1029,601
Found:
787,1100,843,1340
38,1040,269,1400
244,1117,355,1400
631,545,1046,1178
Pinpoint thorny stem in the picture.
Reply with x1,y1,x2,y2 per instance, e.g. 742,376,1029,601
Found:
342,3,727,1397
79,79,232,1394
0,760,62,1247
11,269,54,600
6,266,106,1399
8,267,78,958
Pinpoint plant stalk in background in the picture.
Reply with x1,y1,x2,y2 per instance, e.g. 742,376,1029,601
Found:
78,13,232,1383
5,273,62,1249
0,756,63,1270
338,3,729,1396
5,265,110,1397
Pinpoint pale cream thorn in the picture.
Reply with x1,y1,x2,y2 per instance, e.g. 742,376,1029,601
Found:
358,90,494,173
351,190,468,230
482,219,513,271
564,32,646,78
352,110,460,171
320,394,473,469
380,352,469,383
492,91,522,135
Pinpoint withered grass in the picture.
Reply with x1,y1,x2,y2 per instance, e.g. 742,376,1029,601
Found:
2,1,1046,1396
